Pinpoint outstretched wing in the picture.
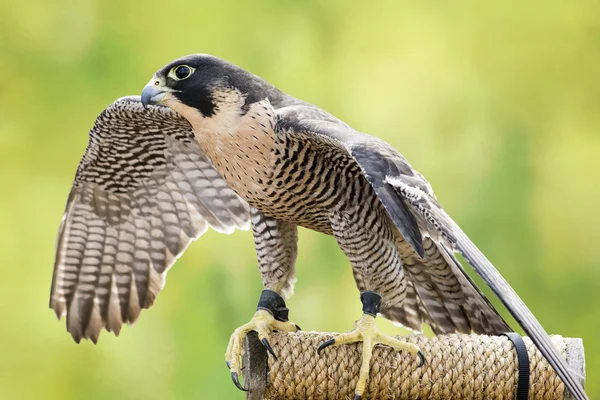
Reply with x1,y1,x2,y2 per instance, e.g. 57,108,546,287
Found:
275,103,588,400
50,97,250,343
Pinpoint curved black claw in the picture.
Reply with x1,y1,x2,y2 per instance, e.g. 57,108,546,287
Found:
295,324,302,331
226,361,231,370
261,338,278,360
317,338,336,354
354,394,362,400
231,371,247,392
416,350,425,368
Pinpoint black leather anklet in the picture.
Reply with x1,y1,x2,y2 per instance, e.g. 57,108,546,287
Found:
360,291,381,317
256,289,289,322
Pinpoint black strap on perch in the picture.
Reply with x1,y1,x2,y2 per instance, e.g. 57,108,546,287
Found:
503,332,531,400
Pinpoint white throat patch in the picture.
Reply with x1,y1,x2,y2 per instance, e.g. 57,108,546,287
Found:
163,87,248,135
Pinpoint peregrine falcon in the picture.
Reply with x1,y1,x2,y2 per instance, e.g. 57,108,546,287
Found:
50,54,588,400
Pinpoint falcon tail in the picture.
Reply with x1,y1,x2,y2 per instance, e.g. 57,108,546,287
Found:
383,173,587,399
451,225,588,400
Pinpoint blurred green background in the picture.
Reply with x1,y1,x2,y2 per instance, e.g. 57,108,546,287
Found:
1,0,598,398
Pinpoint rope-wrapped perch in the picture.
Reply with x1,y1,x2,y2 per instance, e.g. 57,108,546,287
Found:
242,331,585,400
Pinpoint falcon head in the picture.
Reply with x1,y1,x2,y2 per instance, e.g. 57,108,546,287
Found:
141,54,281,120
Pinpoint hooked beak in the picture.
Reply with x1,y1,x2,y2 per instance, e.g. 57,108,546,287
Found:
141,79,175,108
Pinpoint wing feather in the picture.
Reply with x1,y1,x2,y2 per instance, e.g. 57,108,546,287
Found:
275,103,588,400
50,97,250,343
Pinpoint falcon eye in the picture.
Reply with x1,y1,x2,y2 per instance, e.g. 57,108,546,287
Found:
174,65,192,80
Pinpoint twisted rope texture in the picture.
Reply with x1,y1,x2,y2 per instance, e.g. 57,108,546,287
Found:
261,332,567,400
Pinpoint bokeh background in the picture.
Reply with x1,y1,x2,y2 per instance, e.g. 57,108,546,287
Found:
1,0,599,398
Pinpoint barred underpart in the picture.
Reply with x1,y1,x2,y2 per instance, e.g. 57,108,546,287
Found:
186,95,509,336
50,97,250,343
248,104,507,335
251,209,298,299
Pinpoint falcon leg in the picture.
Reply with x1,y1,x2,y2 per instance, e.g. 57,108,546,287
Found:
225,289,299,391
318,291,424,399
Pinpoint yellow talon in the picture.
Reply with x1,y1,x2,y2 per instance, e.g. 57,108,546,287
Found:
225,309,299,391
318,313,423,399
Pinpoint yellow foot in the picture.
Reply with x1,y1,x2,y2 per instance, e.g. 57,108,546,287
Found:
225,309,299,391
317,314,424,400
